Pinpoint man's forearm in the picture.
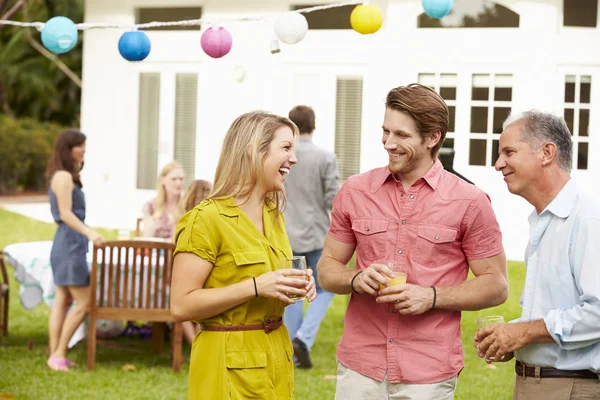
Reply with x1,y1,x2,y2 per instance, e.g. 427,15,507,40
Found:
435,273,508,311
317,257,357,294
523,320,554,344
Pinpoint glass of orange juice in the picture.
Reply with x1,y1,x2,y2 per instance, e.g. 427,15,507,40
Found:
379,261,407,290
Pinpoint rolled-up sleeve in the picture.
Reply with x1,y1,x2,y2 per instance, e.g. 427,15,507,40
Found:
544,218,600,350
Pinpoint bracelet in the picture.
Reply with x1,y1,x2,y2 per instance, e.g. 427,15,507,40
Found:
350,271,363,294
252,277,258,297
430,286,437,310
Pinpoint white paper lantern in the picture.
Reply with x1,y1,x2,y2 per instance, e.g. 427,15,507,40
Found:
274,12,308,45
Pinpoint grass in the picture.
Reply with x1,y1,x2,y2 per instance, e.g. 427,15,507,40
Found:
0,208,525,399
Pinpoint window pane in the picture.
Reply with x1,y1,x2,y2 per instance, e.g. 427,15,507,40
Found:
135,7,202,31
580,76,592,104
564,108,574,135
418,73,436,89
469,139,487,166
471,106,488,133
494,74,513,101
440,74,457,100
492,139,500,166
565,75,576,103
493,107,511,133
442,137,454,150
448,105,456,132
564,0,597,27
577,142,588,170
472,74,490,100
292,4,353,29
579,109,589,137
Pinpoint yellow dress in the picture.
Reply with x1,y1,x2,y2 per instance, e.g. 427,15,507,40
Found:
174,197,295,400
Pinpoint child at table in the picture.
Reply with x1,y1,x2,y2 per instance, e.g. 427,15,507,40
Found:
46,129,105,371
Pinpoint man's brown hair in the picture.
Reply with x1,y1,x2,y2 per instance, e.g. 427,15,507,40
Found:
385,84,448,157
288,105,315,134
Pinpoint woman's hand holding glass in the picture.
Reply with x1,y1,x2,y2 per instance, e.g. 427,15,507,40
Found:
255,269,311,305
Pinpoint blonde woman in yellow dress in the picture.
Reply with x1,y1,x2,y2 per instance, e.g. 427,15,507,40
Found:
171,111,317,400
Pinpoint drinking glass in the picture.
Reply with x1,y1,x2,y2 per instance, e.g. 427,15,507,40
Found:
279,256,308,300
379,260,408,290
477,316,505,330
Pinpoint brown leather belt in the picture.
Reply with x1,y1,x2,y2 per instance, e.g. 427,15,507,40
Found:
200,319,283,334
516,360,598,380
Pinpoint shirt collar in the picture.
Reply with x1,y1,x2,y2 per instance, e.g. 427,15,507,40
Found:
213,196,278,217
299,136,312,143
372,158,444,192
543,178,578,218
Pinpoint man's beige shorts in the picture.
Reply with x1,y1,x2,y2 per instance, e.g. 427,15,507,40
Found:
334,362,457,400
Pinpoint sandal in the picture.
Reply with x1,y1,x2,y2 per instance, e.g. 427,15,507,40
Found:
66,358,77,367
47,355,70,372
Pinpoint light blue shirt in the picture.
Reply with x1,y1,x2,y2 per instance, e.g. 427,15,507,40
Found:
515,179,600,372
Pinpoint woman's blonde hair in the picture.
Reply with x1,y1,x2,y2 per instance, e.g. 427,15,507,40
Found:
155,160,184,218
209,111,299,216
181,179,213,213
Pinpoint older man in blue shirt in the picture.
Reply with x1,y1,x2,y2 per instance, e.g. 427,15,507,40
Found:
475,110,600,399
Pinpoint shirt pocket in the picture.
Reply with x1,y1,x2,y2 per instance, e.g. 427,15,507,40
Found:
412,224,458,267
351,218,389,262
232,249,270,280
225,351,269,399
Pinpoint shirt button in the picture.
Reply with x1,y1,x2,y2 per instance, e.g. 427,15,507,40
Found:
389,339,394,344
392,309,397,314
366,227,370,232
435,235,439,240
400,193,404,197
398,250,403,254
409,195,415,199
402,221,407,225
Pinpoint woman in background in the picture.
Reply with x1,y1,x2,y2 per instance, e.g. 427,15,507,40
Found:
46,129,105,371
178,179,214,346
170,111,316,399
141,161,185,240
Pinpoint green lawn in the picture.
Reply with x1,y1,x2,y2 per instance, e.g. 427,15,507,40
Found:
0,208,525,399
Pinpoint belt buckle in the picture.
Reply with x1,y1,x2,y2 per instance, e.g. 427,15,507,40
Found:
263,320,274,334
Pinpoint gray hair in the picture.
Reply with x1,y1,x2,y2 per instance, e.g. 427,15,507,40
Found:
503,110,573,172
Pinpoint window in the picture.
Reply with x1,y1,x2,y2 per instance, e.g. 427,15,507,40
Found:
135,7,202,31
335,77,363,181
418,73,457,150
563,0,597,27
291,4,354,29
173,73,198,187
418,1,519,28
468,74,512,166
136,73,161,190
564,75,591,170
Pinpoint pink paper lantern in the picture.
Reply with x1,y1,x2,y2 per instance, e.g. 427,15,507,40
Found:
201,27,233,59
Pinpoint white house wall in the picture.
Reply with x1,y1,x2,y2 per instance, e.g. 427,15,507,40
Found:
81,0,599,261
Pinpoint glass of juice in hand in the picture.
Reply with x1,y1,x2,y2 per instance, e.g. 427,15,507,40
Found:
379,261,407,290
279,256,308,300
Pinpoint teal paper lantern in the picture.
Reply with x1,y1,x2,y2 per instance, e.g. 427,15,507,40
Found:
41,16,78,54
422,0,454,19
118,31,151,61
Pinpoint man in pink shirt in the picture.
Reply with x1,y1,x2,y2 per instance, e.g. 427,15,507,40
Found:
317,84,508,399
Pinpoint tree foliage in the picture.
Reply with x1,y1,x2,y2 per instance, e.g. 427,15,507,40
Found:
0,0,83,126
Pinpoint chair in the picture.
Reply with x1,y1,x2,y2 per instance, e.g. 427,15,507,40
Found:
87,240,182,372
0,251,9,341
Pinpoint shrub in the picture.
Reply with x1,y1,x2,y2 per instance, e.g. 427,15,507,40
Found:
0,116,63,194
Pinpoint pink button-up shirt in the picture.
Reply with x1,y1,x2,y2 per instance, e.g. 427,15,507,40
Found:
329,160,503,384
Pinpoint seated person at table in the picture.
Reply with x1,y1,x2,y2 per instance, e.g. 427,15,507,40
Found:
46,129,105,371
141,161,185,240
179,179,213,346
170,111,317,399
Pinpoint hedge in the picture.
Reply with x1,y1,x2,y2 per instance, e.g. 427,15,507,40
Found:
0,116,66,195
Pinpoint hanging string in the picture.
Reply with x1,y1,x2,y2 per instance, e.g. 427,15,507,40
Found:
0,1,363,31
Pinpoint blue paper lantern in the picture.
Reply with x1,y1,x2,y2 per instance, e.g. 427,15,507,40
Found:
41,16,78,54
118,31,151,62
422,0,454,19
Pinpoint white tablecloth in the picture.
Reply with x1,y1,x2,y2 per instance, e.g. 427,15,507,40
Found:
4,240,168,347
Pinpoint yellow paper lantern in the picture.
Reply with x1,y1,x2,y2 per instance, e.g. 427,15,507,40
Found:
350,3,384,35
